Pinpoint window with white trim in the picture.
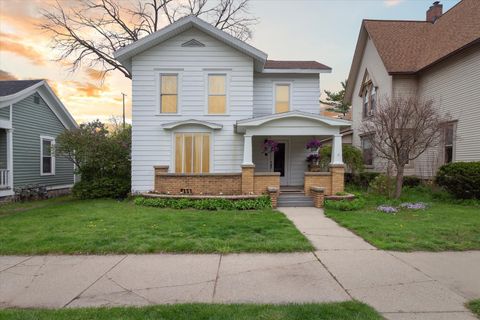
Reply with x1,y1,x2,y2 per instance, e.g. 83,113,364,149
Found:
160,74,178,113
275,84,290,113
208,74,227,114
41,137,55,175
174,133,210,173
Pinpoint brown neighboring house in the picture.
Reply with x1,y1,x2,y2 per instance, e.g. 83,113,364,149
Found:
345,0,480,177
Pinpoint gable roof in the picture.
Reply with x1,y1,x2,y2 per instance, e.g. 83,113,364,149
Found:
0,80,78,129
114,15,268,72
114,15,330,74
345,0,480,102
0,80,43,97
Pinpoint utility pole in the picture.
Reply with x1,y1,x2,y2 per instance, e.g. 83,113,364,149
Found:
121,92,127,129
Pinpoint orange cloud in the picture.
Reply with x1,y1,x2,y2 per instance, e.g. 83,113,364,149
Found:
0,36,46,65
85,68,107,81
68,81,110,98
0,70,17,80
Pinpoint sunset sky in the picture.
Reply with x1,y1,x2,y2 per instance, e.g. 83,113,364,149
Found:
0,0,460,124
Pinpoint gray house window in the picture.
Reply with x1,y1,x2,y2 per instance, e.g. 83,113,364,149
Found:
40,136,55,175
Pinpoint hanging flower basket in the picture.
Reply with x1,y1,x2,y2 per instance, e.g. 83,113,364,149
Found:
263,139,279,156
305,138,322,152
305,138,322,170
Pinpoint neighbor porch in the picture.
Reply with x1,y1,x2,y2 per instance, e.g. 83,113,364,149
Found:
0,119,13,197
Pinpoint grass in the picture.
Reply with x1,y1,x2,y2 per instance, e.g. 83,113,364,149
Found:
0,197,313,254
324,186,480,251
468,299,480,318
0,302,382,320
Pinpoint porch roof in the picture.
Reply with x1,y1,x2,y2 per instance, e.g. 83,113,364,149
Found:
235,111,351,136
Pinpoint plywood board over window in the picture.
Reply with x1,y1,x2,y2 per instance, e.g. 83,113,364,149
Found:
175,133,210,173
275,84,290,113
208,75,226,114
160,74,178,113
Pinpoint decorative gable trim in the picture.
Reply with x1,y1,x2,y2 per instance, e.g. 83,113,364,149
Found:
181,39,205,47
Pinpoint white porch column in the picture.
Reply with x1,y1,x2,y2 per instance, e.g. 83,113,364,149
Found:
242,134,253,165
331,134,343,165
6,128,13,188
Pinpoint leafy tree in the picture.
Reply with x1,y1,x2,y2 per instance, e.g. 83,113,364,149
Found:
56,120,131,199
320,80,351,117
39,0,258,79
319,145,364,174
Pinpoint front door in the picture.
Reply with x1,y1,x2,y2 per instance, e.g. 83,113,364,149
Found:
274,142,289,186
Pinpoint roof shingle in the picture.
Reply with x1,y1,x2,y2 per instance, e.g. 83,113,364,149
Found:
264,60,331,70
364,0,480,74
0,80,43,97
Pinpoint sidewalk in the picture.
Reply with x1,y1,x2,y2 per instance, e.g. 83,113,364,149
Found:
1,207,478,320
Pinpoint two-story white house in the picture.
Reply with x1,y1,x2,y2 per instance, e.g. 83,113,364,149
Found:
114,16,351,206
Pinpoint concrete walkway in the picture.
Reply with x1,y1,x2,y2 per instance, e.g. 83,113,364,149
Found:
1,208,479,320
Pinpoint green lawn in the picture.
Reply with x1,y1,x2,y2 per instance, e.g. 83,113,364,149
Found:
468,299,480,318
0,197,313,254
0,302,382,320
325,187,480,251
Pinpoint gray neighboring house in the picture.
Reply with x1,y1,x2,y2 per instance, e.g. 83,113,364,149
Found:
0,80,78,199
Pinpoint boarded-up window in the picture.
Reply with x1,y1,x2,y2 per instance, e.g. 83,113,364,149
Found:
160,74,178,113
174,133,210,173
275,84,290,113
208,75,226,114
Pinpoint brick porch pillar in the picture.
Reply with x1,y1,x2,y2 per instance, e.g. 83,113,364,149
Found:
241,164,255,194
310,186,325,208
329,164,345,195
154,165,169,193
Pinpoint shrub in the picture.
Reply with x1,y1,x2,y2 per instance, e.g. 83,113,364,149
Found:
403,176,422,187
347,172,380,189
369,174,395,197
134,196,272,211
325,196,366,211
436,162,480,199
319,145,364,174
72,177,130,199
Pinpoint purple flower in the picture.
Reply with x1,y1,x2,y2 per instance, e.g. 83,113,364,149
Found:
306,154,320,163
400,202,427,210
263,139,279,154
306,138,322,150
377,205,398,214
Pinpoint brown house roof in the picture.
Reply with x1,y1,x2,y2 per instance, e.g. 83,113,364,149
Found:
265,60,331,70
364,0,480,74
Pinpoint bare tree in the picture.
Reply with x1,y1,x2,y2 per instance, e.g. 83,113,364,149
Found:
39,0,258,79
360,96,447,198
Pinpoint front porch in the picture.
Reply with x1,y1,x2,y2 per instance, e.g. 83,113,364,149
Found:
153,112,351,208
0,125,14,198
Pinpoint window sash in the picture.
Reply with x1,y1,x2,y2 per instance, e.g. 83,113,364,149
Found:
160,74,178,113
208,75,226,114
361,136,373,166
275,84,290,113
41,138,55,175
175,133,210,173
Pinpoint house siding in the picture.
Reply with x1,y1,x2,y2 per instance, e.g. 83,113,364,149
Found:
131,27,254,192
0,106,9,120
414,43,480,176
12,93,74,188
351,37,392,170
253,74,320,117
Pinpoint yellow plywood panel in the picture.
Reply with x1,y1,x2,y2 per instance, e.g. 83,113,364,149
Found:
161,95,177,113
161,75,177,94
275,85,290,113
193,134,202,173
184,134,193,173
209,75,226,94
275,101,289,113
202,134,210,173
175,134,183,173
208,96,226,114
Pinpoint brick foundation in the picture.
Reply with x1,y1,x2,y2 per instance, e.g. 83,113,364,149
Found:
241,165,255,194
254,172,280,194
304,172,332,196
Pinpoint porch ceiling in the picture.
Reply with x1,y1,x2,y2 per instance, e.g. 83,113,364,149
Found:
236,111,351,136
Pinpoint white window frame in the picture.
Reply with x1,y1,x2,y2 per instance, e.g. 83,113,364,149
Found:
360,134,374,168
272,82,292,114
205,72,230,115
171,128,214,174
40,135,55,176
155,70,183,116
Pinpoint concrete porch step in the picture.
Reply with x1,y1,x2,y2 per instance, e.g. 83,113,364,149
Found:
277,194,314,207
